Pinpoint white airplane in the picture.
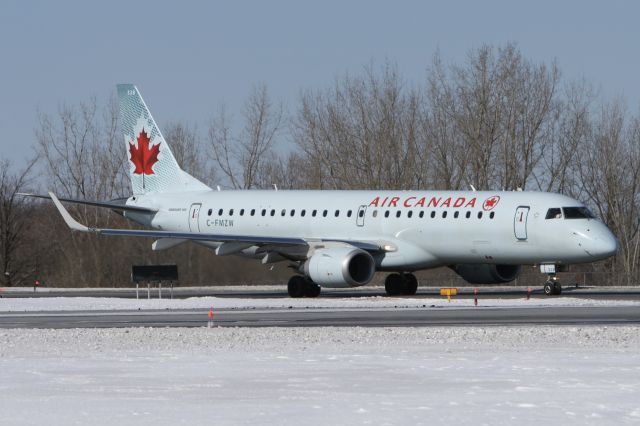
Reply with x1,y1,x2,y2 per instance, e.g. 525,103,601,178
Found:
33,84,619,297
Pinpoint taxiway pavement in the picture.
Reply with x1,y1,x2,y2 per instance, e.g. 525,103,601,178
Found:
1,306,639,329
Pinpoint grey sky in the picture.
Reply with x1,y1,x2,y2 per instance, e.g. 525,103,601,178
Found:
1,0,639,166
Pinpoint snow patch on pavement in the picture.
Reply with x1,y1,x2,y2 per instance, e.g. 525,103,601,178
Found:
1,294,640,312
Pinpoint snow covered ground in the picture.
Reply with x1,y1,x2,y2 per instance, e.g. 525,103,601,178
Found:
1,293,640,312
1,326,640,425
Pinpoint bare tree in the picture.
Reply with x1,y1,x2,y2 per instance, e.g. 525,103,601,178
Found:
426,44,559,190
0,158,37,286
208,84,283,189
536,81,595,193
293,62,422,190
164,122,214,186
575,100,640,284
35,96,126,285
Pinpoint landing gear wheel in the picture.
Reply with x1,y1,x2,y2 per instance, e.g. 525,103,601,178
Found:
385,273,419,296
287,275,306,298
288,276,321,298
402,273,418,295
543,280,562,296
305,280,321,298
385,273,404,296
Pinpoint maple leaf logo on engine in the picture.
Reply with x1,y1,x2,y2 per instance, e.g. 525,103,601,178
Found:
482,196,500,211
129,129,160,175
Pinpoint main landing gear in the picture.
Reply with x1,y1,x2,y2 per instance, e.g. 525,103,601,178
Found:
385,273,418,296
287,275,321,298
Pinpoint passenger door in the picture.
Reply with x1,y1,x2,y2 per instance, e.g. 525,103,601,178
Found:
356,205,367,227
189,203,202,232
514,206,530,240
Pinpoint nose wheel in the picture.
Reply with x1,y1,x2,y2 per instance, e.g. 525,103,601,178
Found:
543,277,562,296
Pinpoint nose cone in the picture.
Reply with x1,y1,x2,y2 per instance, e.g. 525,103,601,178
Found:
581,224,619,260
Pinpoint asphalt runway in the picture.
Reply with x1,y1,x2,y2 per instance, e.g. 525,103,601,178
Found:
1,306,640,329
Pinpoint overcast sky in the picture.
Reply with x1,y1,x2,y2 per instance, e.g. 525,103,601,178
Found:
1,0,639,166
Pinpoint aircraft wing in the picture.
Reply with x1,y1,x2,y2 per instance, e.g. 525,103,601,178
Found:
19,192,158,213
48,192,382,252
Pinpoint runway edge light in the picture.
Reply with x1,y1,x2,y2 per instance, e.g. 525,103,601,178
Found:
207,307,214,328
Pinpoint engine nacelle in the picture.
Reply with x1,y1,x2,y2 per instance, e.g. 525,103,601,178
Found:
452,264,522,284
303,247,376,288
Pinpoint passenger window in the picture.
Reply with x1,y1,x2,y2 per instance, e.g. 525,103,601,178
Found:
490,212,495,219
208,209,212,216
290,209,295,216
301,210,306,217
240,209,245,216
312,210,317,217
218,208,223,216
358,210,364,218
335,210,339,217
347,210,352,217
270,209,275,216
442,211,447,218
251,209,256,216
396,211,401,218
419,211,424,218
384,211,390,218
229,209,234,216
477,211,483,219
454,211,459,219
373,210,378,218
430,211,436,218
261,209,266,216
466,211,471,219
323,210,328,217
408,211,413,218
281,209,286,216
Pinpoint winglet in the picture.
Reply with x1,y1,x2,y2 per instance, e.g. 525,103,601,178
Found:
48,192,91,232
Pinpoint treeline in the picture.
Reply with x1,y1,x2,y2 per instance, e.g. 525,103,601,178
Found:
1,44,638,287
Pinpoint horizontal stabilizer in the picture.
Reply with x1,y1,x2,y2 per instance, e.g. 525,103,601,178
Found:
19,193,157,213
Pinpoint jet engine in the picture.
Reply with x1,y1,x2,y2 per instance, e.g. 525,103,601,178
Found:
452,264,522,284
303,247,376,288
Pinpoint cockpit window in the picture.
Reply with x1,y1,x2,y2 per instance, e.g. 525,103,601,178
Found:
563,207,596,219
545,208,562,219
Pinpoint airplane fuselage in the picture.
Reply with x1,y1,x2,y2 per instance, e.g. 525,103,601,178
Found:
125,189,618,271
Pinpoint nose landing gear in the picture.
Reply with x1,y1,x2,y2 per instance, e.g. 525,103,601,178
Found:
540,264,562,296
543,276,562,296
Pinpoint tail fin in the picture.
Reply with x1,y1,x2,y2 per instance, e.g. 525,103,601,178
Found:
117,84,210,194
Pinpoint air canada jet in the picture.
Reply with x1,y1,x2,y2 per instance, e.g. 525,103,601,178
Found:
27,84,619,297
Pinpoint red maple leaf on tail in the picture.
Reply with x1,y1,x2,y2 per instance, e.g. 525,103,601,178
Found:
129,129,160,175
